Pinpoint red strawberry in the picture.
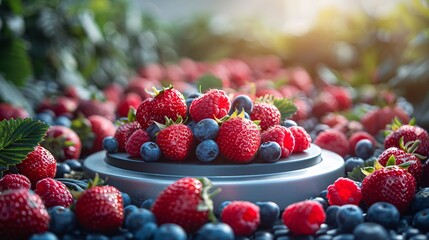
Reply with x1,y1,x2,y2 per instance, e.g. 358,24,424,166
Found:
348,131,376,155
361,106,409,136
87,115,116,153
35,178,73,208
151,177,218,233
156,118,194,161
76,98,116,122
37,96,78,117
314,129,349,157
189,89,231,122
114,121,141,152
41,125,81,162
261,125,295,158
0,174,31,191
326,177,362,206
16,146,57,187
384,119,429,157
117,93,142,118
0,188,50,239
250,98,281,131
221,201,260,236
126,129,150,157
216,112,261,163
289,126,312,153
75,185,124,233
361,158,416,214
0,103,29,120
282,200,325,236
136,86,187,129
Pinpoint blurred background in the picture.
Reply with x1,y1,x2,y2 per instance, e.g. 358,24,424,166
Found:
1,0,429,127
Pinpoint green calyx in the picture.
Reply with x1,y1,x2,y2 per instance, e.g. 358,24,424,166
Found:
155,116,186,131
361,156,412,176
384,117,416,136
115,107,137,126
399,137,427,160
196,177,221,223
147,85,174,98
70,173,105,199
215,109,260,127
71,114,95,150
256,94,297,121
40,134,75,161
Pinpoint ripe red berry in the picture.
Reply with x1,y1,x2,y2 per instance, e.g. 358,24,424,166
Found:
156,122,194,161
125,129,150,157
261,125,295,158
282,200,326,235
16,146,57,187
289,126,311,153
0,174,31,192
348,131,376,155
327,177,362,206
314,129,349,157
221,201,260,236
250,102,281,131
189,89,231,122
35,178,73,208
114,121,141,152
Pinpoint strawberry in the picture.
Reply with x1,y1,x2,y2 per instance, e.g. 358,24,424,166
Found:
16,146,57,187
314,129,349,157
87,115,116,153
361,158,416,214
0,188,50,239
348,131,377,155
156,118,194,161
361,106,409,136
189,89,231,122
76,98,116,122
136,86,187,129
75,185,124,233
221,201,260,236
250,97,281,131
0,103,29,120
282,200,325,236
384,118,429,157
289,126,312,153
261,125,295,158
152,177,218,233
41,125,82,162
35,178,73,208
114,121,141,152
126,129,150,157
37,96,78,117
216,111,261,163
117,93,142,118
0,174,31,191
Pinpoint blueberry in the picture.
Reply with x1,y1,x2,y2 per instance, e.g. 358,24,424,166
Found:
121,192,131,206
102,136,119,153
124,205,139,220
411,188,429,213
230,95,253,115
85,234,109,240
216,201,231,216
64,159,83,171
366,202,400,229
153,223,187,240
253,231,274,240
141,198,154,210
255,201,280,228
196,140,219,162
336,204,364,233
311,197,328,210
54,115,72,127
413,209,429,232
134,222,158,240
325,205,340,227
354,139,374,160
281,119,298,128
319,189,328,201
186,120,197,132
55,162,71,178
146,123,160,142
344,157,365,173
353,222,389,240
29,232,58,240
259,141,281,163
125,208,157,233
404,227,421,239
34,112,54,125
48,205,76,235
187,92,202,99
313,124,330,135
193,118,219,141
140,142,161,162
333,233,354,240
194,222,234,240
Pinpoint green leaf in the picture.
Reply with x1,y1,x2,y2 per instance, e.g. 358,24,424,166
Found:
0,118,49,167
273,98,297,121
0,38,32,86
347,158,375,181
196,74,223,93
0,75,34,116
5,0,23,14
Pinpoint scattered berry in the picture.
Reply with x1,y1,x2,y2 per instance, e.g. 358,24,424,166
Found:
156,119,194,161
103,136,119,153
193,118,220,141
289,126,311,153
221,201,260,236
196,140,219,162
35,178,74,208
153,223,187,240
47,206,76,235
336,204,364,233
352,222,389,240
55,162,71,178
16,146,57,187
189,89,231,122
126,129,150,157
258,141,282,163
366,202,400,229
327,177,362,206
194,222,234,240
314,129,349,157
255,201,280,228
282,200,325,235
0,173,31,191
250,101,281,131
261,125,295,158
354,139,375,159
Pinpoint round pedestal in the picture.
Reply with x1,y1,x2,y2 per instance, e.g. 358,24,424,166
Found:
83,144,344,209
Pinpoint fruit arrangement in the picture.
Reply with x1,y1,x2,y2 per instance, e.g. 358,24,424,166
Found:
1,56,429,240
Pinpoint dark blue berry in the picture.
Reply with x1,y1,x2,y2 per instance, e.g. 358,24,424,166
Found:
411,187,429,213
140,142,161,162
54,115,72,127
29,232,57,240
319,189,328,201
310,197,328,210
146,123,160,142
55,162,71,178
134,222,158,240
259,141,281,163
325,205,340,227
141,198,154,210
186,120,197,132
332,234,354,240
255,201,280,228
366,202,400,229
193,118,219,141
194,222,234,240
404,227,421,239
313,124,330,135
196,140,219,162
253,231,274,240
48,205,76,235
344,157,365,174
125,208,157,233
153,223,187,240
121,192,131,206
281,119,298,128
216,201,231,216
413,209,429,232
353,222,389,240
187,92,202,99
34,112,54,125
124,205,139,220
102,136,118,153
336,204,364,233
354,139,374,160
64,159,82,171
85,234,109,240
230,95,253,115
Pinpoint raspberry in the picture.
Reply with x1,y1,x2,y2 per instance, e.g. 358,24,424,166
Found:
348,131,376,155
261,125,295,158
221,201,260,236
0,174,31,191
327,177,362,206
282,200,326,235
314,129,349,157
189,89,231,122
289,126,311,153
126,129,150,157
250,103,281,131
114,121,141,152
35,178,74,208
